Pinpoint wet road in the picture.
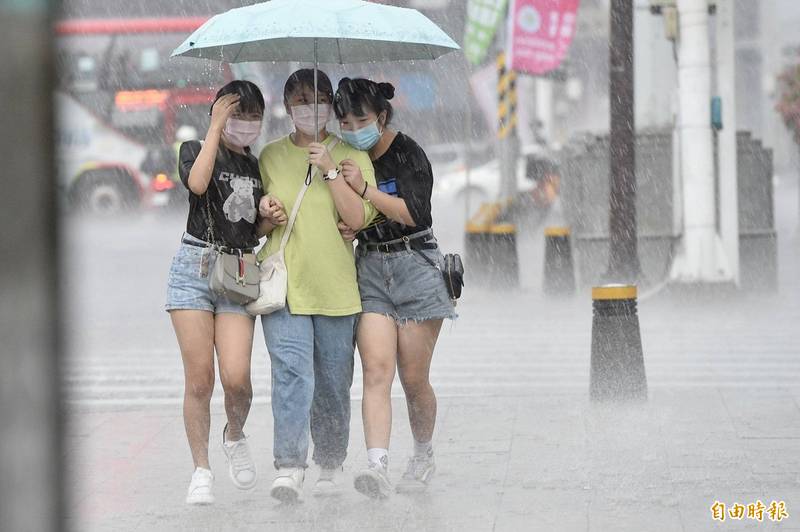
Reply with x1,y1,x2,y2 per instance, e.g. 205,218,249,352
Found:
62,179,800,409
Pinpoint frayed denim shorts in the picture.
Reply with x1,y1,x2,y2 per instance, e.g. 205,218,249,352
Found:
355,244,457,324
164,233,253,317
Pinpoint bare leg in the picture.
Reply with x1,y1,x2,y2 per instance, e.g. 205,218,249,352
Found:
171,310,215,469
357,313,398,450
397,319,443,444
215,313,255,442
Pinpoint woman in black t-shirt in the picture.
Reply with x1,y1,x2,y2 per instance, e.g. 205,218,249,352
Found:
165,80,287,505
333,78,456,498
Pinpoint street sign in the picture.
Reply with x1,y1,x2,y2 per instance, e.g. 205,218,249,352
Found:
464,0,510,66
507,0,580,75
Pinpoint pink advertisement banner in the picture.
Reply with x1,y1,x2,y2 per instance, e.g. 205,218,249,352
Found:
508,0,580,75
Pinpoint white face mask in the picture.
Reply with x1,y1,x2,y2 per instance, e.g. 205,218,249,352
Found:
290,104,331,136
223,118,262,148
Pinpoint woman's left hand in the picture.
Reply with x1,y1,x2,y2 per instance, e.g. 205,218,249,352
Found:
337,221,357,242
340,159,366,195
308,142,336,174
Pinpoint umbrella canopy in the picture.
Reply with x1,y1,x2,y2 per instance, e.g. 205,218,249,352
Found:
171,0,460,64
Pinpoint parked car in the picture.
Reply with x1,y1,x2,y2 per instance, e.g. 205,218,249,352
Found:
432,158,533,217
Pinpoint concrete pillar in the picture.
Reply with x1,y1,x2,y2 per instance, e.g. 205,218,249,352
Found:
716,0,740,285
670,0,733,283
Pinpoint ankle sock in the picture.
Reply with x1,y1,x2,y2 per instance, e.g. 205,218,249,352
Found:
414,439,433,458
367,447,389,468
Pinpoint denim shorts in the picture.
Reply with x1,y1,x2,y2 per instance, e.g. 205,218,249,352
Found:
164,233,253,317
355,244,457,324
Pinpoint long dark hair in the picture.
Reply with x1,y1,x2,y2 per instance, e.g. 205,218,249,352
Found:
210,79,265,116
333,77,395,126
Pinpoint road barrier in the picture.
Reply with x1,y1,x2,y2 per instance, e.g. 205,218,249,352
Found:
590,284,647,401
465,201,519,288
543,226,575,296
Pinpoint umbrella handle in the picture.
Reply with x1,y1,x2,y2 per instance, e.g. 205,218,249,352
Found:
314,38,319,143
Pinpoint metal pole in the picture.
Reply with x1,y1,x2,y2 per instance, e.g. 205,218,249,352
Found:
497,11,519,202
0,1,63,530
607,0,640,281
314,38,319,143
464,82,473,222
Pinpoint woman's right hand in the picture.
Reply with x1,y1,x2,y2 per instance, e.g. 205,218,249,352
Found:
210,94,240,133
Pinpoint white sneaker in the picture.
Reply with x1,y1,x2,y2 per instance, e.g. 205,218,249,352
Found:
270,467,304,503
311,466,343,497
395,452,436,493
354,462,392,499
186,467,214,505
222,425,257,490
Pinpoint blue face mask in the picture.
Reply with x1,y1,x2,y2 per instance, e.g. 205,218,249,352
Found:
342,120,382,151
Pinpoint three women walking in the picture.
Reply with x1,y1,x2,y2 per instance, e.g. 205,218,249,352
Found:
167,73,455,504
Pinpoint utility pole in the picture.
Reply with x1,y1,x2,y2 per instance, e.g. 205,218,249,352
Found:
496,8,519,202
607,0,640,282
497,52,520,200
670,0,733,283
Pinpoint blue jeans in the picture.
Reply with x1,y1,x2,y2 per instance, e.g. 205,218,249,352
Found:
261,306,357,469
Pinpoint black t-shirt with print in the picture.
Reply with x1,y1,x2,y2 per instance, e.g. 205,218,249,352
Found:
178,140,264,249
357,132,434,243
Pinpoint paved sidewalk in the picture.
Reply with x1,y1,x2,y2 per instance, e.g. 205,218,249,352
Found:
66,388,800,532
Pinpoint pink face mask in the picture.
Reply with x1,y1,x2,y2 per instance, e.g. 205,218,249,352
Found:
290,104,331,136
223,118,262,148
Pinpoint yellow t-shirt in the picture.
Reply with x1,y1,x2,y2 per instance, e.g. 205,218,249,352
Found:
258,134,377,316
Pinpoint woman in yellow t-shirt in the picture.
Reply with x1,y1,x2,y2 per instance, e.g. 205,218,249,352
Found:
256,69,377,503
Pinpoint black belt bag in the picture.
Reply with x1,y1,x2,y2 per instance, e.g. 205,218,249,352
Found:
415,249,465,303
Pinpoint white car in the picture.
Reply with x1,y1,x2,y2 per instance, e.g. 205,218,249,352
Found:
432,158,534,218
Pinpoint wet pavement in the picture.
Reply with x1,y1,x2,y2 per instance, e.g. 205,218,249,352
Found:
63,179,800,531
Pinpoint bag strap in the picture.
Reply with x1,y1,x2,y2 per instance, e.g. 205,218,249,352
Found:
197,140,219,248
414,248,439,269
278,137,340,253
204,191,218,246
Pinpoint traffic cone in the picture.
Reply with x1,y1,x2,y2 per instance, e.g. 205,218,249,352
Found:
589,284,647,401
543,226,574,296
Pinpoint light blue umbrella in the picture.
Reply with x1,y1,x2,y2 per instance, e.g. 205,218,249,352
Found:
171,0,460,64
171,0,460,138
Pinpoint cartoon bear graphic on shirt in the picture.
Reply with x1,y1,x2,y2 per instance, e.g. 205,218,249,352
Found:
223,177,256,224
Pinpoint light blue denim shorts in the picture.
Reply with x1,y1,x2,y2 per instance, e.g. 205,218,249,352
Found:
355,244,457,324
164,233,253,317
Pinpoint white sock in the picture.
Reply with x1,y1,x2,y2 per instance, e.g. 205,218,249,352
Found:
367,448,389,468
414,439,433,458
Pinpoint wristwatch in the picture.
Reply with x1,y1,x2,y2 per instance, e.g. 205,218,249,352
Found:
324,167,340,181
